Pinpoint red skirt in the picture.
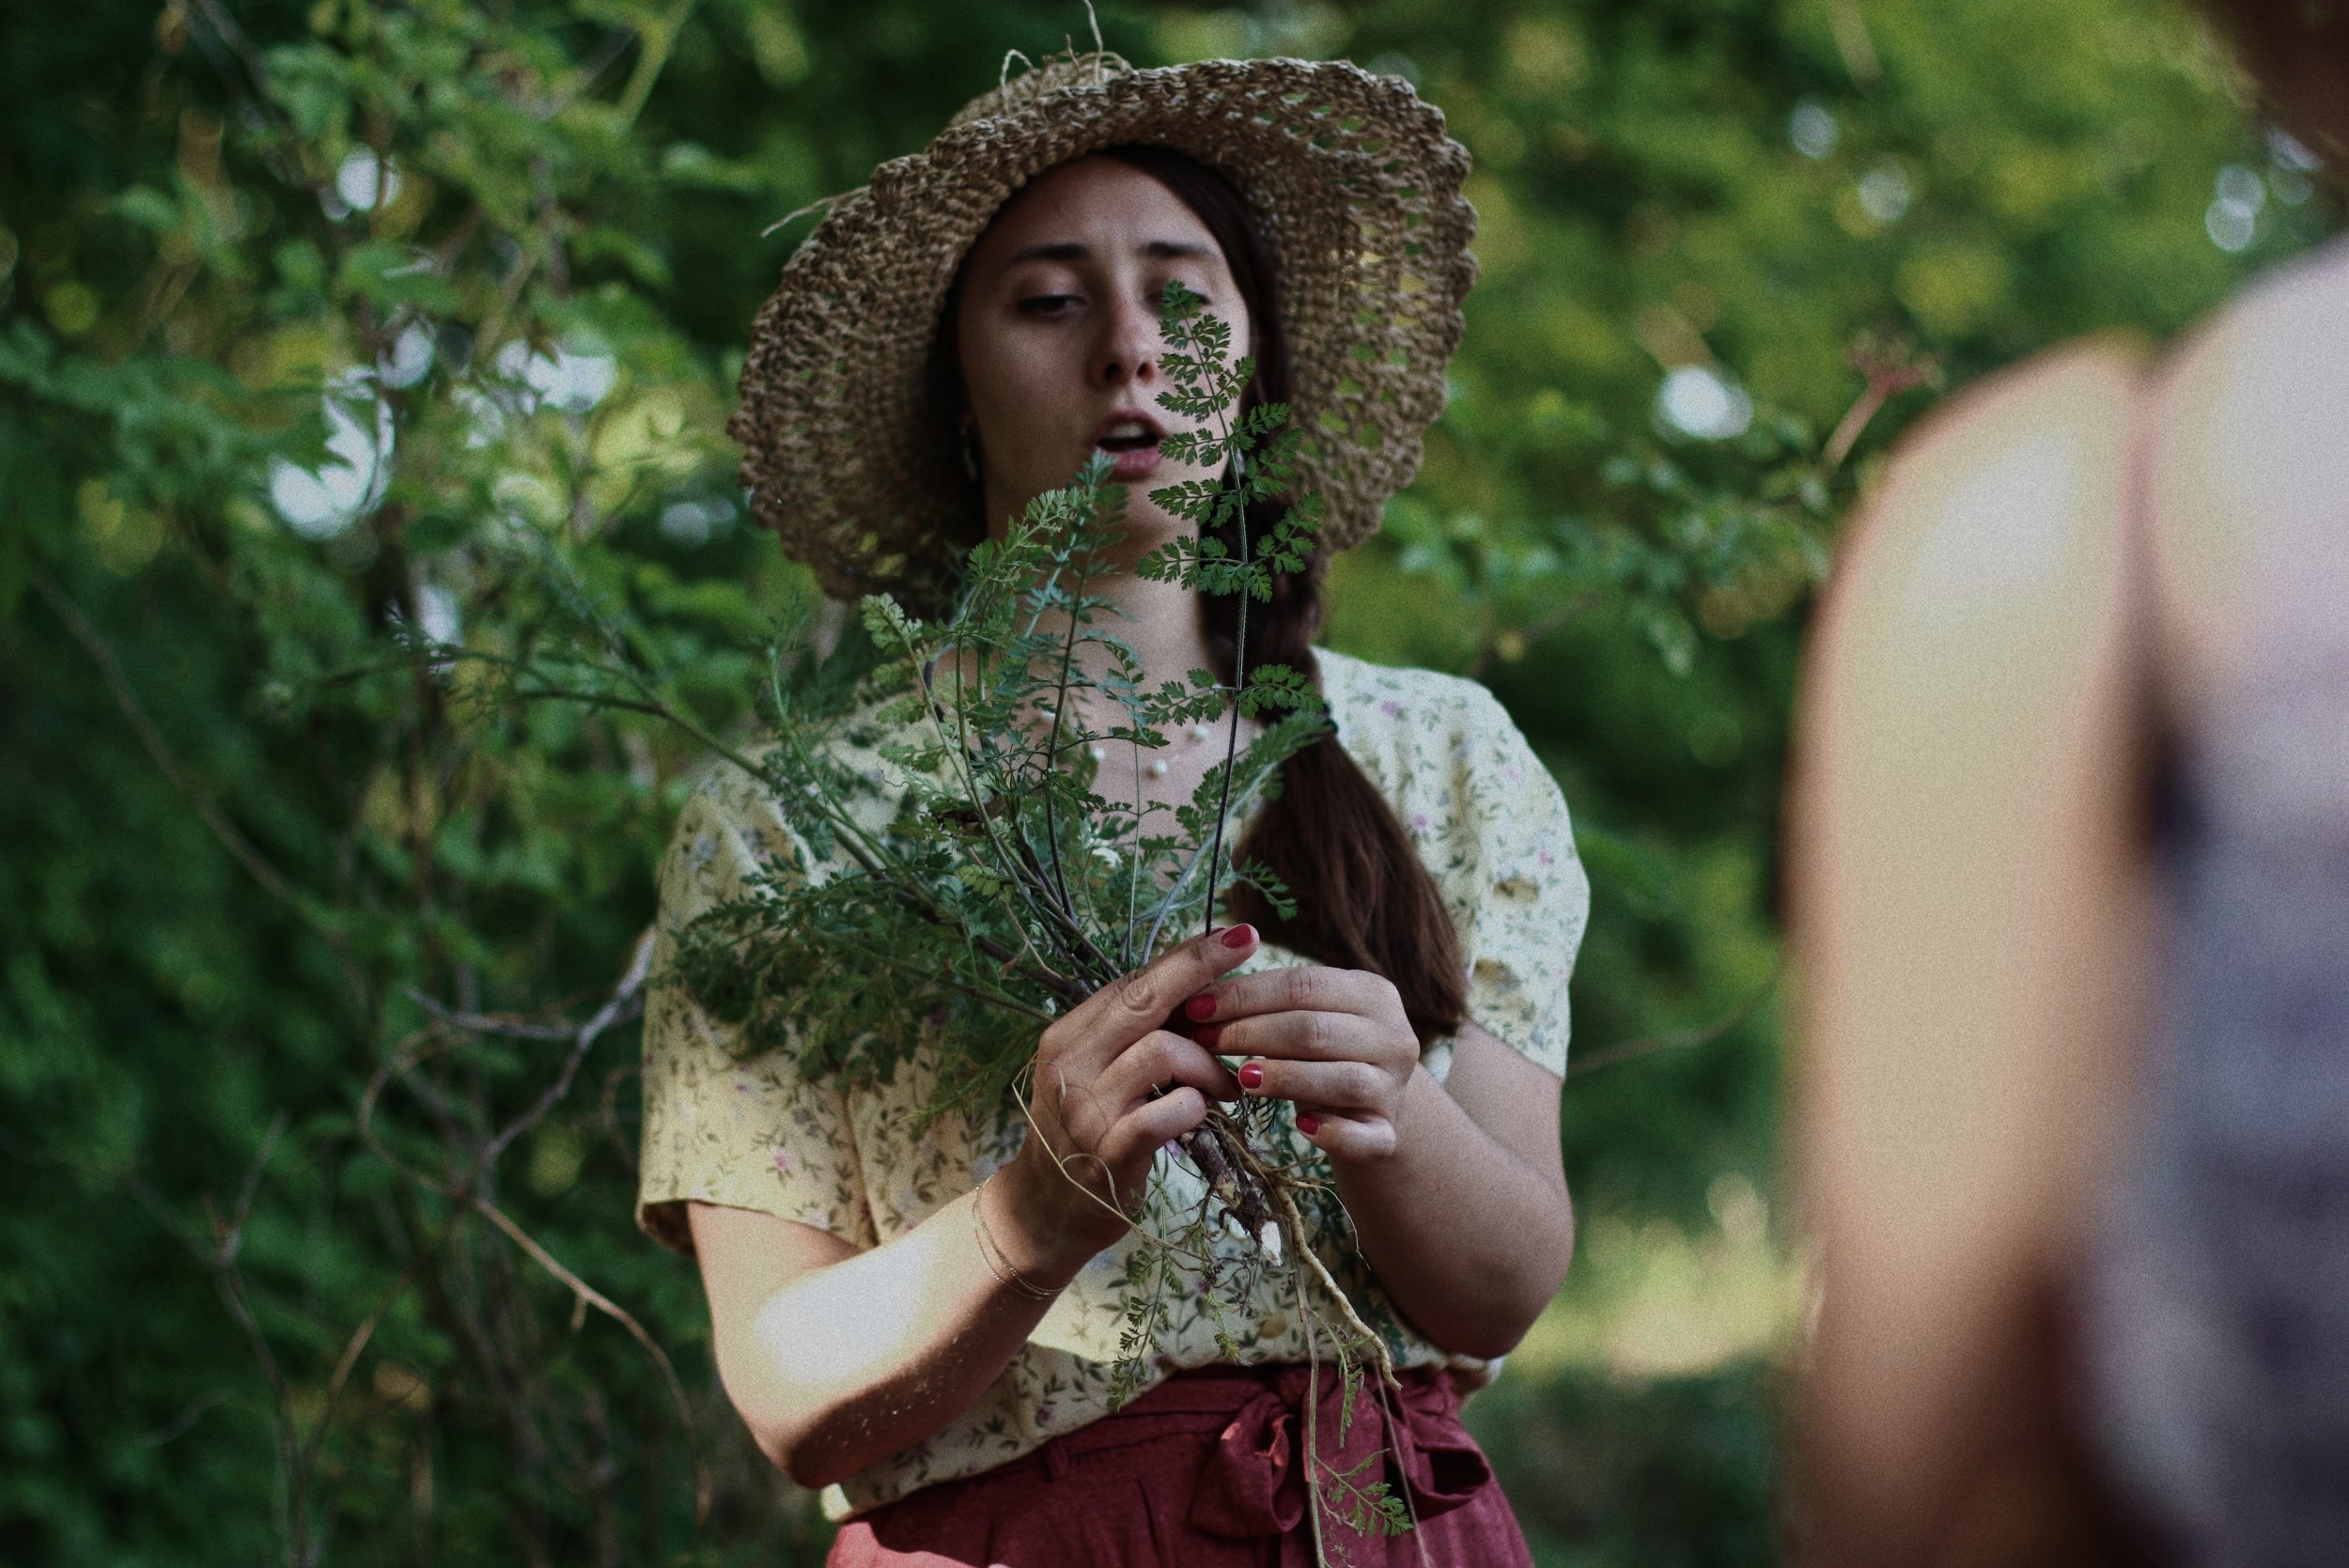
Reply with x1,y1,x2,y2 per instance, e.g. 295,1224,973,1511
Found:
825,1362,1535,1568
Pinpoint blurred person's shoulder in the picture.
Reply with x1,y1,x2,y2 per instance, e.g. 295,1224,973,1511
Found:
2163,231,2349,392
1843,340,2146,593
1813,237,2349,720
2142,237,2349,716
1808,332,2146,737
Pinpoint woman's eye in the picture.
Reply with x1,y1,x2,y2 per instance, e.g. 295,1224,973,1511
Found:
1018,294,1081,317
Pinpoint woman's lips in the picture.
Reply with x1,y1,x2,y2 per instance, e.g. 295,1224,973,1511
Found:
1101,442,1163,481
1093,414,1165,482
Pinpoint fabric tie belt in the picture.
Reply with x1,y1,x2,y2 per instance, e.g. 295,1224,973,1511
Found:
835,1361,1515,1567
1120,1363,1495,1565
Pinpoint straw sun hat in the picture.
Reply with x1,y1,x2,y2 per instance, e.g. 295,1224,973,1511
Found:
727,48,1478,612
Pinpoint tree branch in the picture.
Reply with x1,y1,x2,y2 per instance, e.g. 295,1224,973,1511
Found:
36,570,313,918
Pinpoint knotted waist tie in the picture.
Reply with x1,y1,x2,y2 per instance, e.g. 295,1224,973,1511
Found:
1053,1362,1495,1565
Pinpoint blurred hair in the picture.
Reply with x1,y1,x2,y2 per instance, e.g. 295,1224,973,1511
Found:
2202,0,2349,163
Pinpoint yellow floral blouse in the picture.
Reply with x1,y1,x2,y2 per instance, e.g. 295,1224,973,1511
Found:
636,648,1588,1522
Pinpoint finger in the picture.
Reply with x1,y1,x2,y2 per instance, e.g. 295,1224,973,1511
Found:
1291,1108,1397,1163
1097,1030,1242,1111
1099,1086,1212,1175
1056,1032,1237,1157
1200,1008,1388,1064
1061,924,1262,1061
1234,1056,1392,1114
1183,965,1400,1028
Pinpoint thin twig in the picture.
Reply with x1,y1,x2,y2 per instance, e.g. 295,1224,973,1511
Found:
403,991,579,1040
182,0,274,100
596,1062,639,1174
469,1195,709,1520
336,945,713,1517
133,1391,248,1449
156,1111,315,1567
1822,337,1939,474
1040,545,1093,928
1567,975,1778,1079
36,572,318,927
1187,312,1252,940
547,28,640,116
478,928,654,1171
613,0,700,127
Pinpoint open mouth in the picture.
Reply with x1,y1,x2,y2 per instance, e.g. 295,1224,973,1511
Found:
1093,415,1164,456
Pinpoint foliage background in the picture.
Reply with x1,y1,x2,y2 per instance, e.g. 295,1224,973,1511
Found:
0,1,2333,1564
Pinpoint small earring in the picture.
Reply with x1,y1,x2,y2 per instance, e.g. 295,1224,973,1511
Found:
959,425,981,482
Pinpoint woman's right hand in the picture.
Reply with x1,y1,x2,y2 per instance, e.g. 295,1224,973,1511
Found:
992,924,1259,1270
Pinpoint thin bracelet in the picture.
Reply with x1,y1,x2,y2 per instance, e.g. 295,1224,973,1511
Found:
971,1176,1056,1301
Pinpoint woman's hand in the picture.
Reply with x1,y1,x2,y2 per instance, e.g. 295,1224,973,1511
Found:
1189,973,1574,1356
993,924,1257,1272
1187,965,1422,1163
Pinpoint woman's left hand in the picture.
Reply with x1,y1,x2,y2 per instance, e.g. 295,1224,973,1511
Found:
1185,966,1422,1163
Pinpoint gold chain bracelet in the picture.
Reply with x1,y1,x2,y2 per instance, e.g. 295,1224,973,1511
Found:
971,1176,1056,1301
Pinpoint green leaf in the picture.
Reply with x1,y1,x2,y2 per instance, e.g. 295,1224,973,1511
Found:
334,241,462,312
114,185,181,232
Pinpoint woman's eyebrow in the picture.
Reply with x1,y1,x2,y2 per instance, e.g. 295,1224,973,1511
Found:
998,238,1218,272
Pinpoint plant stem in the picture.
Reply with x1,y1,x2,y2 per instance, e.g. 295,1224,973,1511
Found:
1201,467,1250,938
1039,549,1090,932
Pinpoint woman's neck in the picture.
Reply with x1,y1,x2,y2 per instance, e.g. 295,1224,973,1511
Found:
985,492,1219,696
1081,560,1215,695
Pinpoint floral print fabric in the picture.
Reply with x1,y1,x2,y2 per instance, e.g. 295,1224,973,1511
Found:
635,648,1588,1521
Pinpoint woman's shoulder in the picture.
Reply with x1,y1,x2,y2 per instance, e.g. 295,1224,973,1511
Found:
1318,651,1585,1037
1315,647,1556,824
1317,646,1517,748
657,756,799,921
659,704,915,903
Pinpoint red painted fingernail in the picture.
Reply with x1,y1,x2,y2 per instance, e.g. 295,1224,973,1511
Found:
1185,993,1217,1021
1221,924,1255,949
1296,1112,1320,1136
1237,1062,1262,1091
1196,1023,1223,1049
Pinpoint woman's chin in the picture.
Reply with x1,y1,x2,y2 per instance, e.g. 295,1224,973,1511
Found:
1110,505,1199,556
988,468,1213,556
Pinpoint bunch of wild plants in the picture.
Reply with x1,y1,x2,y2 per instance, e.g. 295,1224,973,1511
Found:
459,281,1423,1556
647,283,1317,1225
475,284,1326,1250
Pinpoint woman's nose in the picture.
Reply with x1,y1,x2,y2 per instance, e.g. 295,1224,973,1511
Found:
1093,293,1161,389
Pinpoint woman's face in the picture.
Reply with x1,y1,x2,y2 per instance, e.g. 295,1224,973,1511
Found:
955,155,1252,551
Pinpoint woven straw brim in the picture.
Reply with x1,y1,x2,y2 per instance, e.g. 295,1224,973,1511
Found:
727,54,1477,612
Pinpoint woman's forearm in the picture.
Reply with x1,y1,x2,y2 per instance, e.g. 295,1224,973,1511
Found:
1331,1064,1574,1358
710,1178,1092,1488
702,933,1266,1490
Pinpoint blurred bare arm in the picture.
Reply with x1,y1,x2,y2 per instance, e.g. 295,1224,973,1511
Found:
1787,343,2153,1565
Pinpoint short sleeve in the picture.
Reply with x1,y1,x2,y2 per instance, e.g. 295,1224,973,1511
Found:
1448,691,1589,1078
635,769,878,1256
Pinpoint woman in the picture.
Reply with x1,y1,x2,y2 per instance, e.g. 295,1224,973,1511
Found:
1791,2,2348,1561
636,51,1588,1565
